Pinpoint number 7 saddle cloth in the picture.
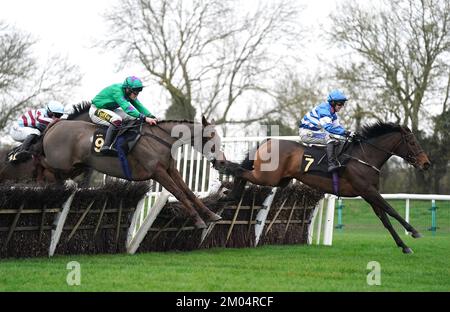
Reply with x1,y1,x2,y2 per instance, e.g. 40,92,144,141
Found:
299,142,353,178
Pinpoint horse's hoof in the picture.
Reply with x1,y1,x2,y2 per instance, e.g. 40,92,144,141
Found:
194,220,207,229
402,247,414,254
411,232,422,239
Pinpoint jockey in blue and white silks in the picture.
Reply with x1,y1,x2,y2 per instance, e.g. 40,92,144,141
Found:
299,90,356,172
299,102,346,137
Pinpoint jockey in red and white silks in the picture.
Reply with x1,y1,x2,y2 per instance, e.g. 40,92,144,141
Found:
9,100,65,156
11,108,54,141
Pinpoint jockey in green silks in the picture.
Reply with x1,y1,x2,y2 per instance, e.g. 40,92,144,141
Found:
89,76,158,154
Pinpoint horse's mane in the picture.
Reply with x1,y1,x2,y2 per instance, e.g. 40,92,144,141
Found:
360,121,405,139
66,101,91,120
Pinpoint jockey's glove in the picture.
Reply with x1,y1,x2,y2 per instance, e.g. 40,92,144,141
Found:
345,130,357,138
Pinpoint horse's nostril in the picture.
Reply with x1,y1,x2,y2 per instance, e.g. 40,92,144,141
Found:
423,162,431,170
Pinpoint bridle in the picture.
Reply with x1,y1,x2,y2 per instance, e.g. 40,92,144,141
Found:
345,131,423,173
365,131,423,164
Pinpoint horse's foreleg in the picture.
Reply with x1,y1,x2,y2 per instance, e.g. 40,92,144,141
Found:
374,195,421,238
167,167,221,223
153,164,207,229
219,160,276,186
362,191,413,254
228,177,247,202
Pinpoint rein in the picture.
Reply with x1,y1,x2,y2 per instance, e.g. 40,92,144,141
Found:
119,120,219,164
346,132,421,173
141,123,173,149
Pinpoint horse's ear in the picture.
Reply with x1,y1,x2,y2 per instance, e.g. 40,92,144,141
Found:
202,115,209,126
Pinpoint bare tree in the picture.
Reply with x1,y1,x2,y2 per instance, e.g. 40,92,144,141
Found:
267,69,325,134
329,0,450,133
0,21,82,131
102,0,302,124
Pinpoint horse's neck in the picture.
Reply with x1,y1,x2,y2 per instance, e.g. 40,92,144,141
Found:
359,133,402,168
155,121,198,144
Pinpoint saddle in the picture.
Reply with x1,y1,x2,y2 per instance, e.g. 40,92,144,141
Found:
92,120,143,157
299,141,353,178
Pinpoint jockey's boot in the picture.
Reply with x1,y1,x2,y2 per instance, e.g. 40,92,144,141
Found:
100,124,119,154
18,134,39,154
326,142,340,172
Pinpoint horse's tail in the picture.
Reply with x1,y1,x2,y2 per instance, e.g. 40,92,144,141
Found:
228,139,270,200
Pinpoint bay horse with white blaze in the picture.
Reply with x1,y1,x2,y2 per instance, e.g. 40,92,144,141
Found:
216,122,431,254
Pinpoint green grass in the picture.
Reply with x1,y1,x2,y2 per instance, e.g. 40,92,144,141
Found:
0,232,448,292
0,199,448,292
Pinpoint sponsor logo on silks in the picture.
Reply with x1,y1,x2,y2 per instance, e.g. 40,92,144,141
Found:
95,109,112,122
127,105,136,111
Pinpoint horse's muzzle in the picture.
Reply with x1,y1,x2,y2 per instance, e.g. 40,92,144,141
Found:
416,153,431,171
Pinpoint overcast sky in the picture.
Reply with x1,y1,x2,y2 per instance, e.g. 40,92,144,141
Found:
0,0,339,117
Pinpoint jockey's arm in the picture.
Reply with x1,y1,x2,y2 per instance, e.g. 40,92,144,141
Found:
132,98,156,118
133,98,158,125
112,89,141,118
112,89,157,124
320,116,346,136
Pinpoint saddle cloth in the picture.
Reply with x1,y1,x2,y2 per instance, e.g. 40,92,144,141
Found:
299,143,351,178
91,121,142,156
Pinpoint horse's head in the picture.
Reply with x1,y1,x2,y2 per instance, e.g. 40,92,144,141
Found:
396,126,431,170
201,115,226,168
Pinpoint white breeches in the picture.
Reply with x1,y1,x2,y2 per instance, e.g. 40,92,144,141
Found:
89,105,135,127
298,128,346,145
10,124,41,142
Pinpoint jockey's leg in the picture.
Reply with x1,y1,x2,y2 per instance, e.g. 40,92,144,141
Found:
99,108,134,155
89,105,122,155
18,134,39,154
326,133,347,172
326,140,340,172
100,124,120,154
10,125,41,159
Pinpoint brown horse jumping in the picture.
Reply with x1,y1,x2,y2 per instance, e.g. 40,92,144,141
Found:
40,116,226,229
0,102,94,184
217,122,431,253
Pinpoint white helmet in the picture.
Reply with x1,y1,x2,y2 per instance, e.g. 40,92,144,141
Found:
46,100,65,114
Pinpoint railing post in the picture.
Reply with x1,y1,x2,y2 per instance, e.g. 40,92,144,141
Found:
428,199,437,236
335,198,344,231
404,198,410,235
315,197,325,245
